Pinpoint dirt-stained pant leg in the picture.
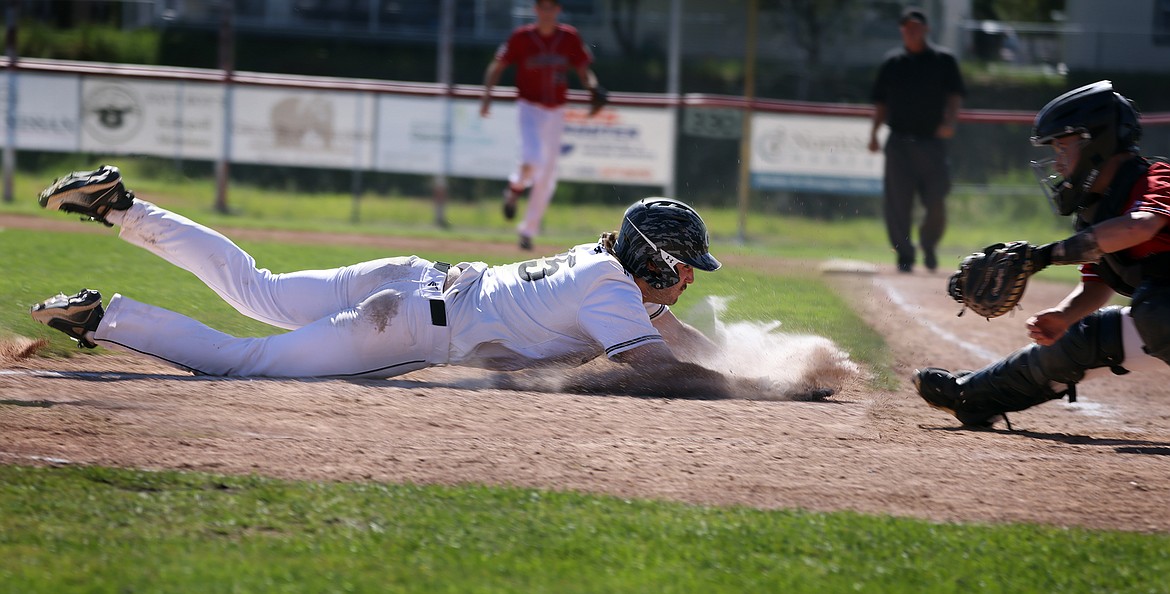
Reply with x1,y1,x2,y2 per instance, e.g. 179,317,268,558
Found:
117,200,420,330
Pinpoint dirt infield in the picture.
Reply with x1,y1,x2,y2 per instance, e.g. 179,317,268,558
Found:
3,214,1170,533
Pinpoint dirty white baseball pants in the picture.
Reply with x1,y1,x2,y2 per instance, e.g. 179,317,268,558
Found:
92,200,451,377
513,98,565,240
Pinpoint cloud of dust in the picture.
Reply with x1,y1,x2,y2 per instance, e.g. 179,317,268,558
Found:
686,296,862,400
478,295,863,400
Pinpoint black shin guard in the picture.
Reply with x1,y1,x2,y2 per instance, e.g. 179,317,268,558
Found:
957,306,1127,418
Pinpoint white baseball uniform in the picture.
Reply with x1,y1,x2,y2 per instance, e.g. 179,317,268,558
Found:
514,98,566,240
92,200,667,378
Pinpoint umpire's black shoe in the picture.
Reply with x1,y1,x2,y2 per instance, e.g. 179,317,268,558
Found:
913,367,1003,428
38,165,134,227
30,289,104,349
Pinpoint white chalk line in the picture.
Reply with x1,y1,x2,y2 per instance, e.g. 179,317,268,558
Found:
874,277,1000,365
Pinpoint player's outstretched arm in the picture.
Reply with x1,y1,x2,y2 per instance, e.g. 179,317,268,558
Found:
580,342,779,400
577,343,734,399
650,309,717,364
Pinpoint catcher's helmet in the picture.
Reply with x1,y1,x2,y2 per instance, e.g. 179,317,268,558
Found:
1029,80,1141,215
613,197,721,289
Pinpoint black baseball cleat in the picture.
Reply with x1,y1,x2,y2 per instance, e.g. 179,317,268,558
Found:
913,367,1006,429
502,183,525,221
38,165,134,227
30,289,105,349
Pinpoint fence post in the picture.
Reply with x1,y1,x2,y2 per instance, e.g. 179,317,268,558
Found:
3,0,18,204
433,0,455,229
735,0,758,242
214,1,234,214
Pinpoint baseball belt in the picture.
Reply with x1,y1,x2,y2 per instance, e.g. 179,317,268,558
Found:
429,261,468,327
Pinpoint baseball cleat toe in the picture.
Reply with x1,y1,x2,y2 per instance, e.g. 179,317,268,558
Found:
38,165,133,226
30,289,105,348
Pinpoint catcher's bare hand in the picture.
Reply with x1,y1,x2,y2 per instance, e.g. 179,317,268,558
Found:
1026,309,1074,346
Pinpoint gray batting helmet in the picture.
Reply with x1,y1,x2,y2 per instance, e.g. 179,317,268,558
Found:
613,197,721,289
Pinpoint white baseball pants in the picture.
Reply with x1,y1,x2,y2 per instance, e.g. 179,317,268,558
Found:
513,99,565,239
1077,306,1164,382
93,201,451,378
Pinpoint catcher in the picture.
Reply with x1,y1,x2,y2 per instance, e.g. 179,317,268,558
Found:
916,80,1170,428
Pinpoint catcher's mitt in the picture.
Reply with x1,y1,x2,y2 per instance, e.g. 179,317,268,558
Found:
588,86,609,116
947,241,1036,319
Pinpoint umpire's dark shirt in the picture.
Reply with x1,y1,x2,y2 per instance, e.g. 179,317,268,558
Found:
871,44,965,138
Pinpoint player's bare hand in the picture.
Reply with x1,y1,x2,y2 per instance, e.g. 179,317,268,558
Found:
867,137,881,153
936,123,956,139
479,97,492,117
1026,309,1072,346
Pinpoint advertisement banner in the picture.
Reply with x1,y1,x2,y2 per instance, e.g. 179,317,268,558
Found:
8,69,673,189
374,95,518,178
232,87,374,169
79,78,224,159
375,97,674,186
559,106,674,186
750,112,885,195
0,73,81,151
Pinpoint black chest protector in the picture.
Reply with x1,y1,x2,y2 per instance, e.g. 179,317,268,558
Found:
1075,156,1170,297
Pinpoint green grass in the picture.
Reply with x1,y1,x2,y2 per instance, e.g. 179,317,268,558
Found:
1,465,1167,594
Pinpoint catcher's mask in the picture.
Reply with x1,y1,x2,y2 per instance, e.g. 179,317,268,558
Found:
613,197,721,289
1029,80,1141,216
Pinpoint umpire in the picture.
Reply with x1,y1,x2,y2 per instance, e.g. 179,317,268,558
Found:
868,6,965,273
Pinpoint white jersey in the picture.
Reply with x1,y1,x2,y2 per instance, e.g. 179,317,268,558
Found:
445,241,667,370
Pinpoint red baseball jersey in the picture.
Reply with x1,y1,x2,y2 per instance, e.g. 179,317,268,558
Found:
1083,159,1170,284
495,23,593,108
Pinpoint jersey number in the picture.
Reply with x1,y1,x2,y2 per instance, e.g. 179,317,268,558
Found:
518,252,576,282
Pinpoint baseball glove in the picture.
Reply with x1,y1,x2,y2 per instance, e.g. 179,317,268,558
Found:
947,241,1037,319
589,86,609,116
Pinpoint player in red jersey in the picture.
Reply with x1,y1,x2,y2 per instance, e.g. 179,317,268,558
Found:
480,0,605,251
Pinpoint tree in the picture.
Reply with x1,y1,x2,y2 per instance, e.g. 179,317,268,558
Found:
762,0,862,99
610,0,640,56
